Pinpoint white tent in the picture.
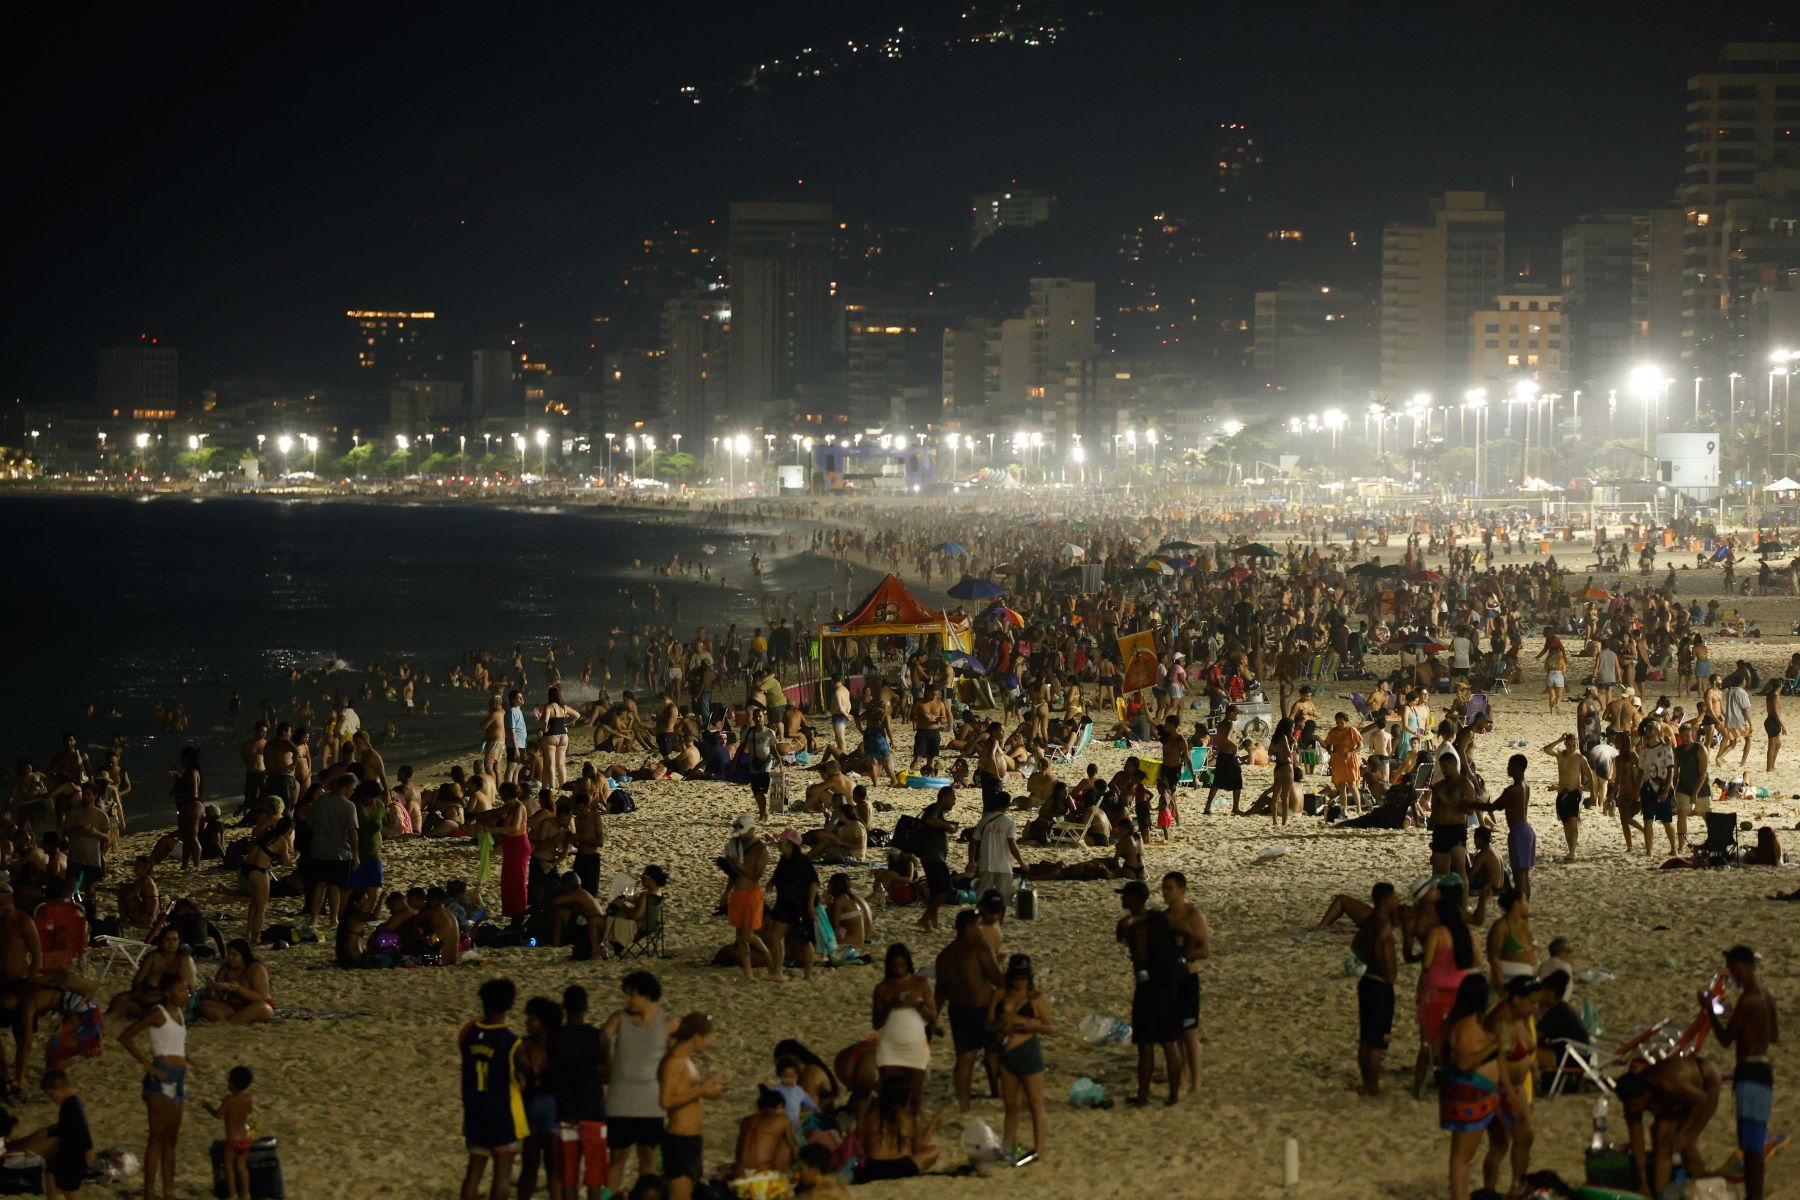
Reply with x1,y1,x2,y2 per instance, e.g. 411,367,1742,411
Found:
1763,477,1800,493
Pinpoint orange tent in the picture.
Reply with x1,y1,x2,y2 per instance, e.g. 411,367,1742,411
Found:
820,573,972,650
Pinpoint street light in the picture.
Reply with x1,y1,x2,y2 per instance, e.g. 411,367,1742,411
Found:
133,431,150,476
1462,390,1487,497
276,434,293,478
304,434,319,474
1512,381,1539,485
535,427,549,475
395,433,410,477
1628,364,1665,452
513,432,525,473
627,434,638,479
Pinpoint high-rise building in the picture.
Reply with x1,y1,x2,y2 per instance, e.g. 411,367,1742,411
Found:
660,292,729,445
970,188,1054,248
1679,43,1800,375
388,380,465,434
1378,191,1506,396
941,320,992,416
347,310,443,384
98,336,179,421
1251,284,1377,395
471,348,516,422
1561,211,1687,394
1112,213,1207,356
845,299,943,426
1215,122,1262,203
727,201,836,423
984,318,1033,415
1468,291,1566,392
1029,278,1097,392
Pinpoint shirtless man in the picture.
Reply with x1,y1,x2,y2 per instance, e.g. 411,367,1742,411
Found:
828,678,853,755
351,730,388,798
1155,718,1187,837
1351,882,1399,1095
724,816,771,980
1428,752,1476,888
1543,734,1591,862
653,694,682,760
909,686,947,775
802,761,854,816
1616,1054,1722,1197
239,723,267,815
1611,733,1645,855
417,887,461,964
263,724,299,810
659,1014,730,1200
1485,754,1534,900
933,910,1003,1111
115,855,160,929
1709,945,1780,1200
571,789,606,898
1161,871,1211,1096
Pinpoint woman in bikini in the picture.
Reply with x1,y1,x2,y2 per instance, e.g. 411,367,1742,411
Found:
1485,887,1538,988
107,926,196,1021
734,1085,798,1178
196,939,274,1025
852,1073,942,1184
1484,976,1552,1197
541,686,582,789
987,953,1051,1162
1412,887,1474,1099
240,817,293,945
1440,974,1508,1200
1763,679,1785,772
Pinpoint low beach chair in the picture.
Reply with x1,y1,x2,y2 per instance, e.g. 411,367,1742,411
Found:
1180,744,1212,786
1348,692,1371,719
1049,720,1093,765
91,935,155,984
1543,1040,1616,1099
617,893,667,959
1046,805,1097,847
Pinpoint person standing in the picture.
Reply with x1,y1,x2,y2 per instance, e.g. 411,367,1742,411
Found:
1763,681,1785,774
723,815,771,980
765,829,820,982
1161,871,1210,1097
872,944,935,1112
304,774,360,930
987,953,1050,1162
737,707,780,822
1486,754,1534,901
457,978,525,1200
172,748,203,871
119,972,192,1200
659,1013,730,1200
827,677,853,755
1709,945,1779,1200
970,794,1024,903
604,972,675,1197
476,783,531,928
541,687,581,790
1351,882,1399,1096
239,723,267,817
553,985,608,1200
933,910,1002,1112
1116,880,1181,1107
505,690,529,785
1672,723,1710,853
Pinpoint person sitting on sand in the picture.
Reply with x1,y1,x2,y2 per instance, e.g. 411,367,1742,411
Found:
548,871,608,961
823,874,872,949
801,761,854,815
106,925,195,1020
734,1084,798,1179
195,939,274,1025
115,854,160,930
334,888,381,969
805,801,867,865
852,1073,941,1183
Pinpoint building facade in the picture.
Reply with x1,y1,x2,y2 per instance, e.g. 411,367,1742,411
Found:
1468,291,1566,392
98,337,179,421
970,188,1054,248
1378,191,1506,397
727,201,836,424
1251,283,1376,396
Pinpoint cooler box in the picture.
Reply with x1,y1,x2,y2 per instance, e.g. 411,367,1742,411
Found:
1583,1145,1638,1190
211,1136,284,1200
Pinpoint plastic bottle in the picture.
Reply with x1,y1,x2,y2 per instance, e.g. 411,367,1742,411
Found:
1589,1094,1609,1152
1283,1135,1299,1186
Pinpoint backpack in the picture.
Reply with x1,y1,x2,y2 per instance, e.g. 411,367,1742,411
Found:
890,815,920,855
607,791,636,815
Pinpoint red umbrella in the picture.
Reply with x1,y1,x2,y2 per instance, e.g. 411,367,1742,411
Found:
992,562,1019,576
1579,586,1612,601
1412,569,1446,582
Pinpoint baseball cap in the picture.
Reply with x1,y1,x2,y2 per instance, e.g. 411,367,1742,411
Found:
1116,880,1150,901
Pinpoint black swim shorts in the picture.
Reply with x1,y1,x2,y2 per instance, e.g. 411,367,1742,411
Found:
607,1116,663,1152
1555,788,1582,823
1357,973,1394,1050
1429,824,1469,855
1177,971,1200,1030
660,1132,703,1183
949,1001,990,1055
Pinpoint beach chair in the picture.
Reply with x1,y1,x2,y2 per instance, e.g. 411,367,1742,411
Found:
33,901,88,974
1464,694,1490,725
1348,692,1371,719
1179,744,1212,786
1543,1040,1616,1099
618,893,667,959
91,935,156,984
1783,666,1800,697
1049,720,1093,765
1046,805,1097,847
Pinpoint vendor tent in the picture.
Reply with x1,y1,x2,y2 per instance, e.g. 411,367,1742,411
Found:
819,573,971,658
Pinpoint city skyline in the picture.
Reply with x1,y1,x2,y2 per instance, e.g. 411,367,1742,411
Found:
6,3,1798,407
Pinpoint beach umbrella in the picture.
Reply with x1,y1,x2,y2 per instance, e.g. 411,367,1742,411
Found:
1160,539,1202,551
1155,555,1195,570
1223,565,1252,582
1060,543,1087,558
1763,477,1800,493
1346,561,1385,578
1377,563,1411,577
991,562,1019,575
987,606,1025,628
1579,586,1612,601
933,542,968,555
1134,558,1176,575
1229,542,1278,558
948,651,988,675
947,575,1005,601
1412,569,1446,582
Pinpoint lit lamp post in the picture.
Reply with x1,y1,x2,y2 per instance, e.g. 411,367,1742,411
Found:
535,428,549,476
277,434,293,480
513,432,525,474
1774,350,1795,469
604,432,616,481
134,431,151,475
1144,428,1157,476
644,435,657,485
945,432,959,478
456,434,465,477
1070,443,1086,483
1409,392,1431,445
1461,390,1487,497
627,435,638,480
1512,380,1538,486
1629,364,1665,456
733,434,748,489
256,433,266,463
394,434,410,476
306,434,319,475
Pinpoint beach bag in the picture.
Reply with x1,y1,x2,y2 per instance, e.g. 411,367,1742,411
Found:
45,1002,102,1070
890,815,921,855
608,791,637,815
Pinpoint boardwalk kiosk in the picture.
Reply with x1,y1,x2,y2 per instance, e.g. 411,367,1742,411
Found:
817,573,973,703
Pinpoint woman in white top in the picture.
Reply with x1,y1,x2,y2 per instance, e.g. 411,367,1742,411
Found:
872,943,935,1112
120,972,191,1200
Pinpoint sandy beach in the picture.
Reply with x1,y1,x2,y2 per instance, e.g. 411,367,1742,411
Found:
51,552,1800,1200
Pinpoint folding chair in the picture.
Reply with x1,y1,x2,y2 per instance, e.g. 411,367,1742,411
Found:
1180,744,1212,787
1046,805,1098,847
1543,1040,1617,1099
33,901,88,974
619,893,667,958
1048,720,1093,765
1348,692,1371,720
1464,693,1490,725
91,935,156,984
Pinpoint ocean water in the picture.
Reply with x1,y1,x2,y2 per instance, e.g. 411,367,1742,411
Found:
3,494,854,817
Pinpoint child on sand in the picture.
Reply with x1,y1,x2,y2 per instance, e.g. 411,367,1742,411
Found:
204,1067,256,1200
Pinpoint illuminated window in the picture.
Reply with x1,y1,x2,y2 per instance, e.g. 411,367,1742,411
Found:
1507,354,1520,366
1527,354,1540,366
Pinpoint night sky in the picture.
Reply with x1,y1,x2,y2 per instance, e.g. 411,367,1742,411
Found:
6,1,1796,403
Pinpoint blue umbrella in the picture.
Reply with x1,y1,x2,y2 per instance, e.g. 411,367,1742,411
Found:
947,575,1004,600
948,651,988,675
933,542,968,555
